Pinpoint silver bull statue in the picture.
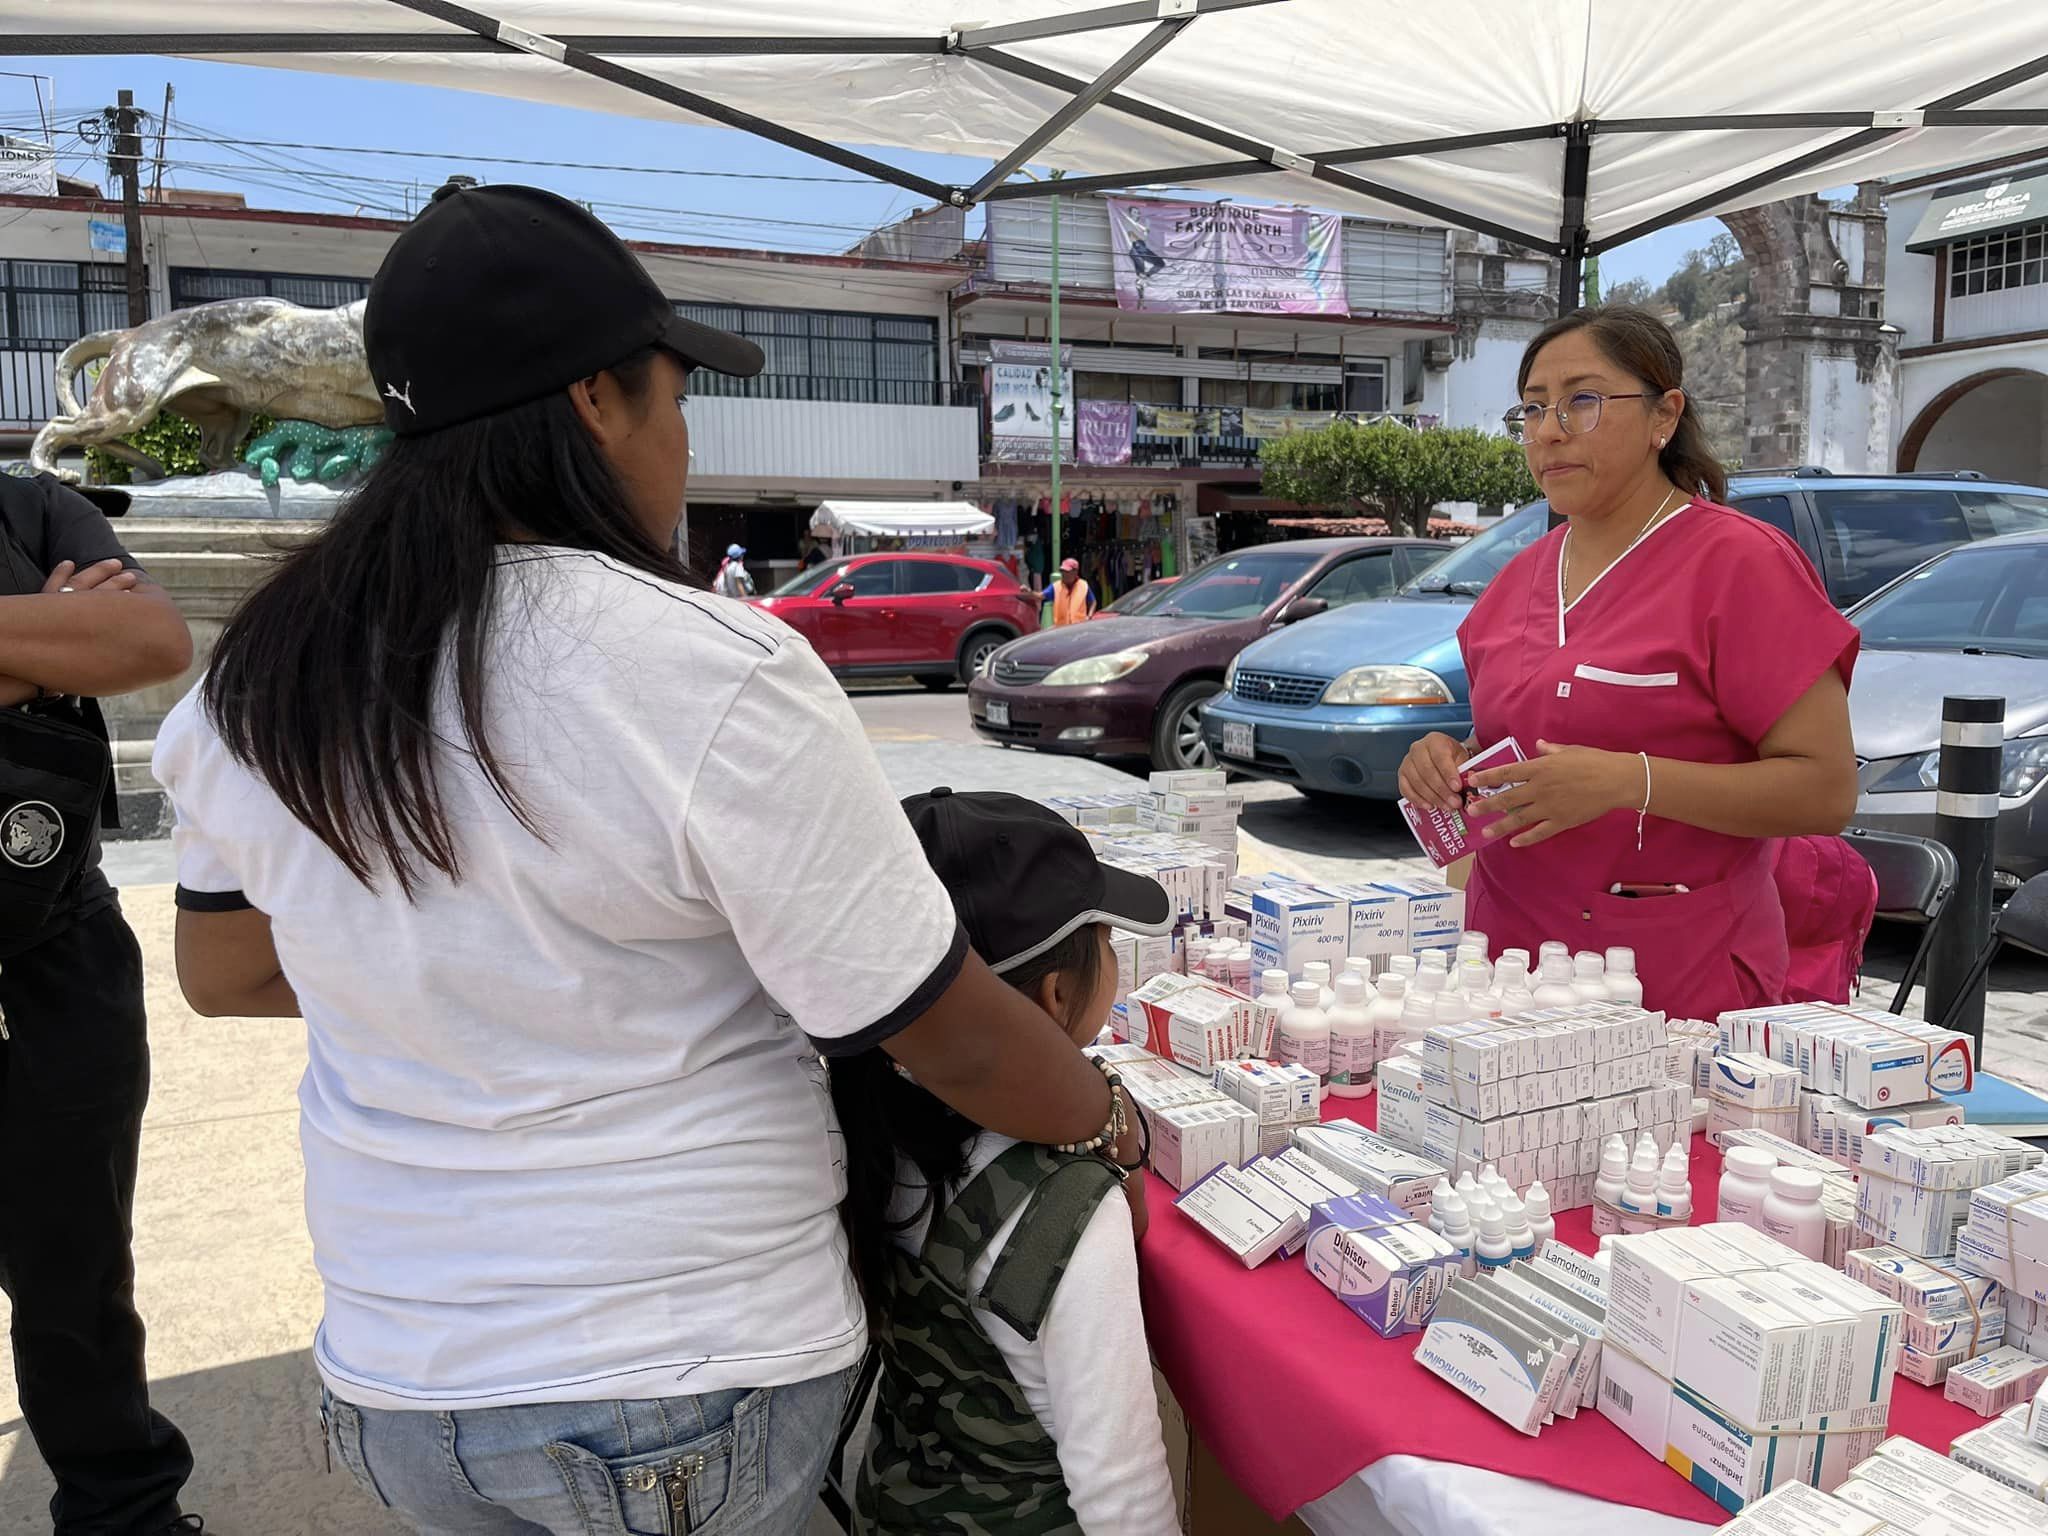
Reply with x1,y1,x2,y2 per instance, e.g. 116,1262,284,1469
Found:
30,297,384,480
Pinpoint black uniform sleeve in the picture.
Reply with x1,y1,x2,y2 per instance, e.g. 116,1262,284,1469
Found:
31,475,140,577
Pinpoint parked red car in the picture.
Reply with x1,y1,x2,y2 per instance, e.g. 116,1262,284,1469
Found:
750,552,1040,689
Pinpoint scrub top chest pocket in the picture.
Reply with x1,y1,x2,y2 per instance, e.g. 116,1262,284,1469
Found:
1539,647,1705,760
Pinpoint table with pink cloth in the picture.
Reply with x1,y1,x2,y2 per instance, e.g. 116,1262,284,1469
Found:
1136,1098,1990,1530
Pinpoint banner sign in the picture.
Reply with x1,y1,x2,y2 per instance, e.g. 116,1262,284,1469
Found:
0,137,57,197
1132,404,1339,438
987,339,1074,464
88,218,127,255
1243,407,1335,437
1077,400,1134,466
1107,197,1347,315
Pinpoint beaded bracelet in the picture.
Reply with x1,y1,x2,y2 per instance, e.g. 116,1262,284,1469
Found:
1055,1059,1126,1155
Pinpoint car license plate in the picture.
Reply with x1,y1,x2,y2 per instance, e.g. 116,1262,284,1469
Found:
985,700,1010,728
1222,721,1255,760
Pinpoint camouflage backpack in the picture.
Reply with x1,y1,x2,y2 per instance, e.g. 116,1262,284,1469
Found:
855,1141,1124,1536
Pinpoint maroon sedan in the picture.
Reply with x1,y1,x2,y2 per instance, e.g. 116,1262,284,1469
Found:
969,538,1443,771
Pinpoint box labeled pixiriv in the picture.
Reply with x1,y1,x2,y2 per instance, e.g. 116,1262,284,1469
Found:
1373,876,1465,957
1250,885,1350,978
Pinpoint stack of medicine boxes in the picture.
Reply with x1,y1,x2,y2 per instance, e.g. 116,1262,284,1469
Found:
1718,1003,1973,1166
1950,1400,2048,1505
1714,1439,2048,1534
1411,1003,1685,1210
1949,1141,2048,1342
1598,1222,1903,1508
1844,1245,2009,1387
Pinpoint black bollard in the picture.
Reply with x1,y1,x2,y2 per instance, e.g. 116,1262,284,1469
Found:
1924,695,2004,1052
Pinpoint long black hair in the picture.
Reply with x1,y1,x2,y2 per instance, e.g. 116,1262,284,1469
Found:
203,346,690,898
1519,304,1729,504
832,924,1106,1317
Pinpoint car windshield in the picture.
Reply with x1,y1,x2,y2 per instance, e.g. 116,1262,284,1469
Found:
1401,502,1548,597
1104,579,1175,616
1152,551,1320,621
1853,541,2048,660
766,560,850,597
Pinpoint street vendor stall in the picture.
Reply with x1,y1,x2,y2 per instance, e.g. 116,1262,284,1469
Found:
808,499,994,555
1137,1098,1992,1535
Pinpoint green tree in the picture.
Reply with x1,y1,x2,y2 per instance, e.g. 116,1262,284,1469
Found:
1604,276,1655,308
1259,420,1538,536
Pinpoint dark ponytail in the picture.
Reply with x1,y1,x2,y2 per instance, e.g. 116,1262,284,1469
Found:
1518,305,1728,503
832,924,1106,1318
202,346,691,899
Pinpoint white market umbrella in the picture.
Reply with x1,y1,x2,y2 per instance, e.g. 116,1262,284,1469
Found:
12,1,2048,300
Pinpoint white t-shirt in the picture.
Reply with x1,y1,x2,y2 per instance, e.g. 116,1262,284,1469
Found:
888,1133,1180,1536
154,548,965,1411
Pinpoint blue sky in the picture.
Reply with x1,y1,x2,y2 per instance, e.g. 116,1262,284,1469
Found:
1,56,1718,287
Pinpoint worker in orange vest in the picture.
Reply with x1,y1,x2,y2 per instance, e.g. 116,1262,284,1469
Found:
1042,558,1097,626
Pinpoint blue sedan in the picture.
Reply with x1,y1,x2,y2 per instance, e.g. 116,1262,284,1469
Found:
1201,503,1547,798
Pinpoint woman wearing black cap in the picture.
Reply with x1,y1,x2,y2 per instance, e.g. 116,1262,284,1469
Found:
154,184,1130,1536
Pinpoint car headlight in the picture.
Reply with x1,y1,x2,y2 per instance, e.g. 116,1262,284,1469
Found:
1869,736,2048,798
1320,664,1455,706
1226,654,1241,690
1042,650,1151,687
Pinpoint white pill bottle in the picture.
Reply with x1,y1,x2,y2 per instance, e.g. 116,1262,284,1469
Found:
1758,1167,1825,1259
1717,1145,1778,1225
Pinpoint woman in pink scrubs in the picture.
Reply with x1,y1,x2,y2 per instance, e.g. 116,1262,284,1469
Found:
1397,307,1859,1017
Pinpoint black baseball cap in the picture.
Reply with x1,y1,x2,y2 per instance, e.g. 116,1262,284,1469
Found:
902,788,1174,974
363,181,764,436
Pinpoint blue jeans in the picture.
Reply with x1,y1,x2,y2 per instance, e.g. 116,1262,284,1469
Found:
323,1366,856,1536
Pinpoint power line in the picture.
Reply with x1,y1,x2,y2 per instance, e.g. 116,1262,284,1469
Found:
160,129,885,186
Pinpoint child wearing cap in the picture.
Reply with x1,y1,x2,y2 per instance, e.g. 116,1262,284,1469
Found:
832,789,1180,1535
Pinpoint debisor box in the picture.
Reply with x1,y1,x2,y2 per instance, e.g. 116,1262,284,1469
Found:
1302,1192,1460,1337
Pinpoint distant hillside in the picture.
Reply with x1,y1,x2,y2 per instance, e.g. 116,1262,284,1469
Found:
1603,231,1749,469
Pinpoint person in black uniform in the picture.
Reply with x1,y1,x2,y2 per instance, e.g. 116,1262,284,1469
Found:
0,471,198,1535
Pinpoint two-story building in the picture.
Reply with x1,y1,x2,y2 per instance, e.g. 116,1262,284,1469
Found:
0,187,979,588
1886,155,2048,483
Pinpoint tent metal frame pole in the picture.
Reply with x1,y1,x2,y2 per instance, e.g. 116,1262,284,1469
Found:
1592,50,2048,253
950,0,1292,53
0,33,951,56
963,16,1195,204
374,0,956,200
1556,121,1592,311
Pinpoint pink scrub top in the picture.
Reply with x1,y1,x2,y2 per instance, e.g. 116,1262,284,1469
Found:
1457,500,1858,1017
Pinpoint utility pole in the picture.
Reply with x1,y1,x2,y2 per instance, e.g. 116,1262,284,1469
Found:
149,84,173,203
1048,171,1064,587
111,90,147,326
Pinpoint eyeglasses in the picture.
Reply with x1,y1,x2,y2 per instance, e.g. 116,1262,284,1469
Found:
1502,390,1662,442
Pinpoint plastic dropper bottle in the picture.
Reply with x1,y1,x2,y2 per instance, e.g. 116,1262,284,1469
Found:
1429,1177,1453,1234
1532,954,1580,1007
1618,1140,1661,1233
1635,1130,1660,1167
1572,951,1612,1002
1604,946,1644,1006
1474,1199,1512,1272
1591,1135,1630,1237
1454,1170,1479,1201
1479,1163,1507,1200
1303,960,1337,1011
1655,1144,1692,1222
1276,981,1332,1093
1251,969,1291,1058
1326,972,1376,1099
1501,1191,1536,1262
1439,1189,1476,1278
1365,974,1407,1069
1524,1180,1556,1250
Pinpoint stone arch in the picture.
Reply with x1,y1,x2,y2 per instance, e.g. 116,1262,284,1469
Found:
1898,367,2048,475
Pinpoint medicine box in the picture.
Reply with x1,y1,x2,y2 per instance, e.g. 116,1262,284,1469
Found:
1148,1099,1256,1191
1303,1192,1459,1337
1842,1247,2004,1323
1370,876,1465,956
1708,1096,1804,1150
1149,768,1229,794
1710,1483,1899,1536
1605,1226,1782,1375
1949,1408,2048,1503
1712,1052,1803,1111
1212,1059,1319,1124
1844,1436,2048,1536
1397,736,1525,868
1322,882,1408,971
1415,1276,1559,1435
1376,1053,1427,1154
1250,885,1350,979
1125,974,1252,1072
1946,1346,2048,1418
1291,1120,1446,1219
1174,1163,1304,1268
1899,1336,2002,1387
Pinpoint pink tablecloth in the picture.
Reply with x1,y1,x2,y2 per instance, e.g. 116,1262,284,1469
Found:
1136,1098,1991,1523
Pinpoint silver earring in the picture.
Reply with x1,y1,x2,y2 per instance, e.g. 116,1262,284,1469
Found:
1656,438,1666,449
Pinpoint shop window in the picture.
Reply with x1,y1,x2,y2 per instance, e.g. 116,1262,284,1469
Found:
171,268,368,309
676,301,938,405
1949,221,2048,298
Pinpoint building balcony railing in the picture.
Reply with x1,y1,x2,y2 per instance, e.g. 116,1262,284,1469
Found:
686,370,940,408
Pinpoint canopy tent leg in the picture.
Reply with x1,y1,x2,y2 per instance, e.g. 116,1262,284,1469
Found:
1557,121,1592,313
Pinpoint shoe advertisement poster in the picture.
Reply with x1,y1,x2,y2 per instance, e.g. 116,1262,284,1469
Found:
988,340,1075,463
1107,196,1348,315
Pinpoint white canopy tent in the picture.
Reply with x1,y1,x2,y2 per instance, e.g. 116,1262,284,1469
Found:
809,500,994,541
11,1,2048,304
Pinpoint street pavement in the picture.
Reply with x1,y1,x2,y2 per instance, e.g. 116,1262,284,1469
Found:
4,680,2044,1533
